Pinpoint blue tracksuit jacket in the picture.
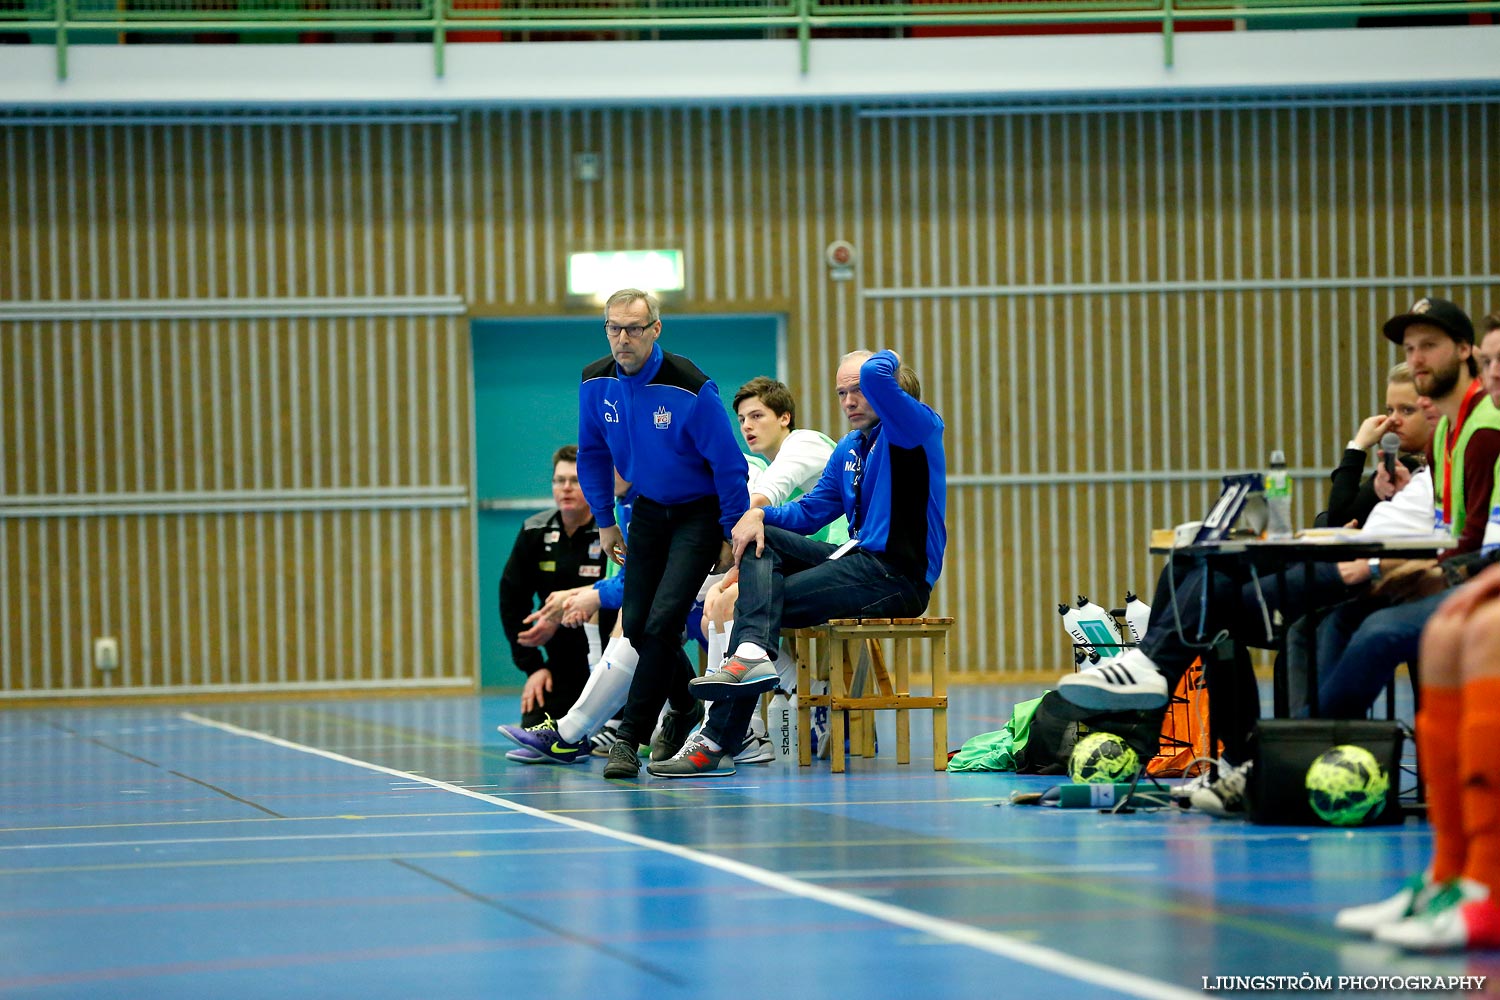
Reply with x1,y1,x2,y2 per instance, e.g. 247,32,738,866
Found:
763,350,947,588
577,344,749,539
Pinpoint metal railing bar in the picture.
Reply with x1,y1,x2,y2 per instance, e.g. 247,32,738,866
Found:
2,496,471,518
864,272,1500,299
949,467,1335,487
2,486,469,506
0,114,463,126
6,677,474,697
0,294,467,321
859,92,1500,117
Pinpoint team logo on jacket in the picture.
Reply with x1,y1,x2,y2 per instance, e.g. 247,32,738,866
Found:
603,399,620,424
653,406,672,429
589,540,601,558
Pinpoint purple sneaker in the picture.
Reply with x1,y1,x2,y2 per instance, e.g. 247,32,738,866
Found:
497,717,589,765
505,746,547,763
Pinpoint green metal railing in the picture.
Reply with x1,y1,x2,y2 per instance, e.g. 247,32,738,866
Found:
2,0,1496,81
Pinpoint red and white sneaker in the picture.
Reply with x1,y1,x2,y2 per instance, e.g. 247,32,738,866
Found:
688,655,778,701
1375,879,1500,952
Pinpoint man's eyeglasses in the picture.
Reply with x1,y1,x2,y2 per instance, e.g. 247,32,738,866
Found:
604,322,655,340
552,476,580,488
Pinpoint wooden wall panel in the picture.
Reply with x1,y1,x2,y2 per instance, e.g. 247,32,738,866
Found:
3,98,1499,696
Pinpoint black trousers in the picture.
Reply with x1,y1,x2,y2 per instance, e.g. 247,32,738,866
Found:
615,495,725,747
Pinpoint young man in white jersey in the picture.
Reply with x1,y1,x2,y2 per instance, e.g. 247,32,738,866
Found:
499,376,846,767
699,378,849,762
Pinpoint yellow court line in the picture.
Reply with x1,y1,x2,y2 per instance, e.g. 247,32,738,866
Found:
0,811,499,834
0,797,993,835
0,844,642,878
908,838,1375,955
0,805,1429,849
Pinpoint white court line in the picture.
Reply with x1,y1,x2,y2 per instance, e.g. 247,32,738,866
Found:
180,711,1199,1000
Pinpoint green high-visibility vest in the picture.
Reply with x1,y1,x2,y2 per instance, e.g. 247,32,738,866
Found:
1433,392,1500,539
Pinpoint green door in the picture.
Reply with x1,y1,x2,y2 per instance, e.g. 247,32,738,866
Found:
472,313,783,688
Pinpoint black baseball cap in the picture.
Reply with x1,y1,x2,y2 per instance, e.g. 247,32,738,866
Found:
1382,297,1474,346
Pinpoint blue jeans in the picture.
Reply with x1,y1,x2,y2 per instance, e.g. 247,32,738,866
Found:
1140,557,1349,685
1317,590,1443,718
703,526,930,754
1138,556,1349,761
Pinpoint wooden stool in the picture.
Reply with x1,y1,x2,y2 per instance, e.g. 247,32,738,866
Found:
784,617,953,773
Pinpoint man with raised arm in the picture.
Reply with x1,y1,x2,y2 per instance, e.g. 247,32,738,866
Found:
648,349,948,778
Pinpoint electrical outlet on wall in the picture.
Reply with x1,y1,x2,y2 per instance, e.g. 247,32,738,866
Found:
93,637,119,672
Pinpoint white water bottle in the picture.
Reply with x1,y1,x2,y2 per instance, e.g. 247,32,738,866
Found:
769,689,794,764
1265,449,1293,539
1123,591,1152,644
1059,603,1093,662
1076,595,1125,658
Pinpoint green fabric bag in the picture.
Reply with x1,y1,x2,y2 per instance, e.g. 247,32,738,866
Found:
947,693,1046,772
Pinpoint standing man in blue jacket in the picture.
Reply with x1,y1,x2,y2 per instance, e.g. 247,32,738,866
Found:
650,349,947,777
569,288,749,779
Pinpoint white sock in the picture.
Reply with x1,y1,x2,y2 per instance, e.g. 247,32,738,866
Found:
734,641,768,661
698,733,722,752
706,622,729,670
749,711,768,740
773,645,797,693
557,638,639,744
584,622,602,667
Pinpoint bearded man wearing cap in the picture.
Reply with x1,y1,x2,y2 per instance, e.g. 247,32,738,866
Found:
1308,299,1500,718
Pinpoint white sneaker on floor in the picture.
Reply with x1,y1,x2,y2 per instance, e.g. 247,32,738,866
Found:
1056,648,1170,711
1168,759,1227,808
1190,759,1253,818
1335,872,1441,936
1374,879,1492,952
734,733,775,764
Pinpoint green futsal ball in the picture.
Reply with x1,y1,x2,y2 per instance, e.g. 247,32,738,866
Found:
1069,731,1140,785
1306,745,1388,826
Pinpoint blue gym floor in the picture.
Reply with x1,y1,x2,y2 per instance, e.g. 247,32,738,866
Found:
3,687,1493,999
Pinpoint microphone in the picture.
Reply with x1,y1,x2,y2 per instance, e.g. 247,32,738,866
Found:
1380,432,1400,482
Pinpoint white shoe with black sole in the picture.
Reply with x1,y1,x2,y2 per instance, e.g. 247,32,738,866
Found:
1056,648,1170,711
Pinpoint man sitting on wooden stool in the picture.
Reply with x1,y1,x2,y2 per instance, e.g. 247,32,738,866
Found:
646,349,949,778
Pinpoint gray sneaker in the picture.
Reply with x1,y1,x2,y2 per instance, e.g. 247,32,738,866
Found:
646,733,737,778
602,741,641,779
689,655,779,701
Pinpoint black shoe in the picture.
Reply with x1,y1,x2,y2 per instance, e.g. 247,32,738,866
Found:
602,741,640,779
650,701,705,763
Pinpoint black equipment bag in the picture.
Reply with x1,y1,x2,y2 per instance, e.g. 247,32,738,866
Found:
1014,691,1164,776
1246,719,1405,826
